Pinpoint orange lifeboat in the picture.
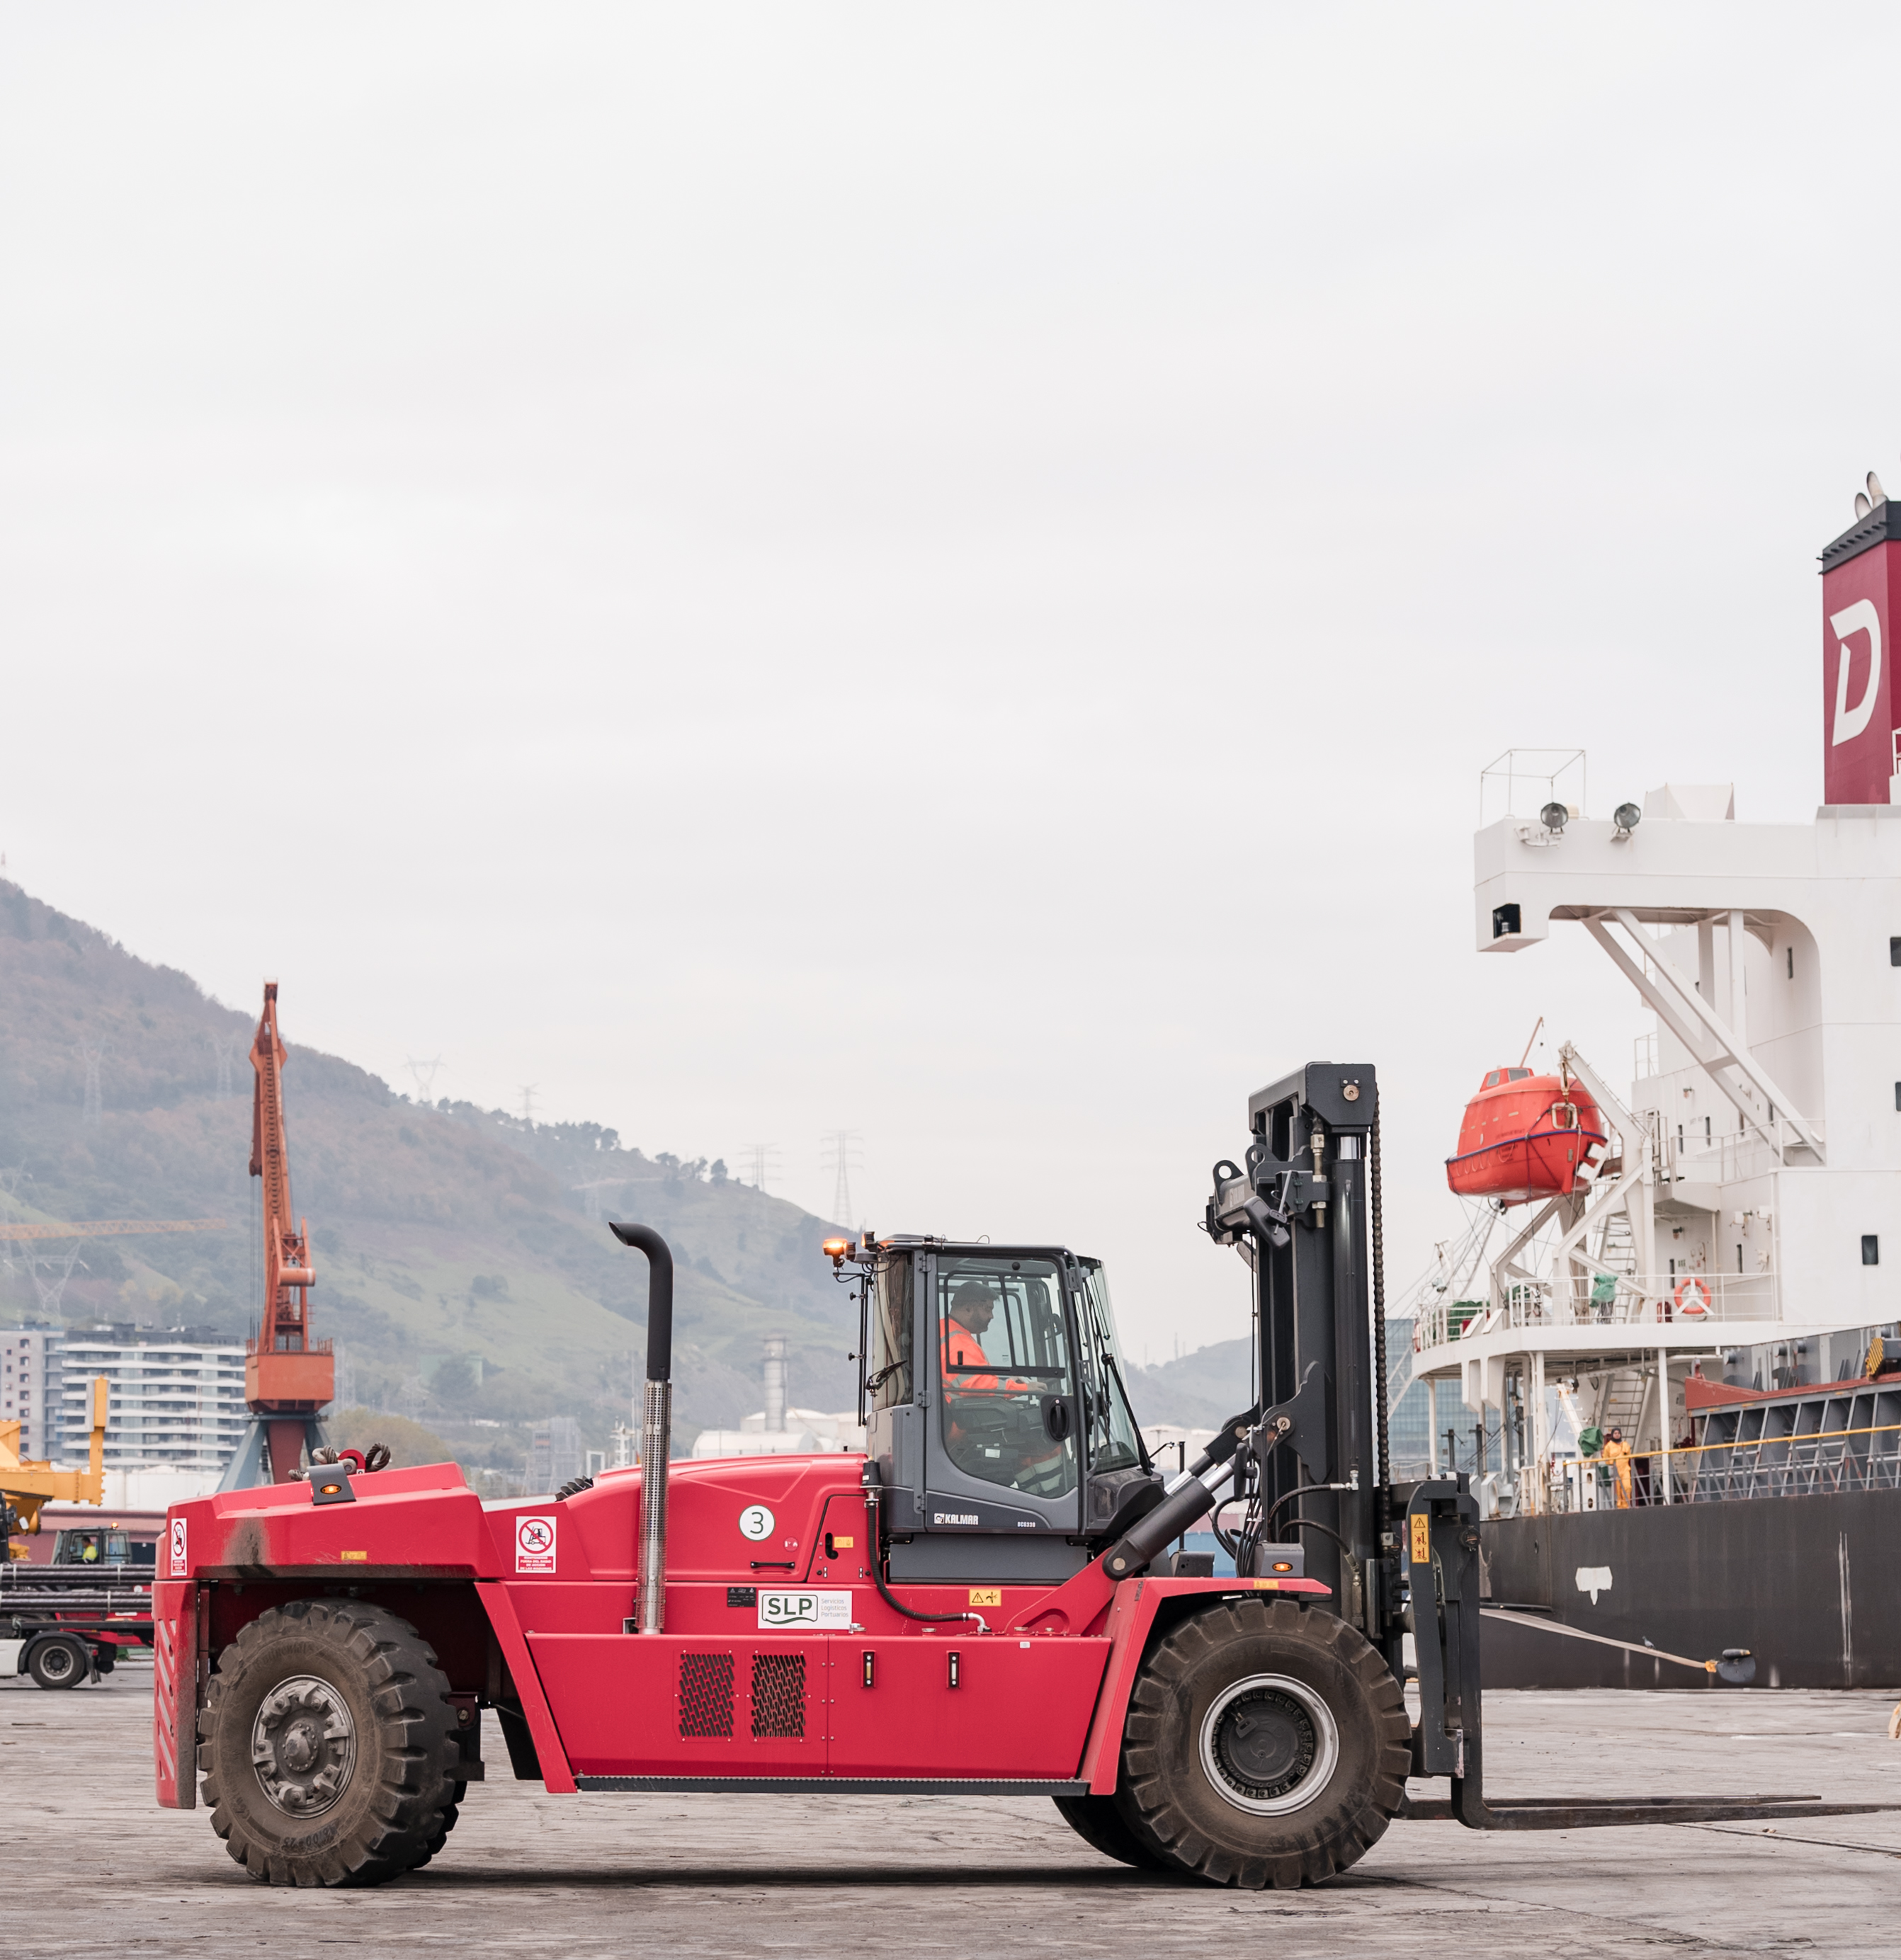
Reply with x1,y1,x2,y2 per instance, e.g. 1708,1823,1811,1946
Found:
1445,1066,1607,1204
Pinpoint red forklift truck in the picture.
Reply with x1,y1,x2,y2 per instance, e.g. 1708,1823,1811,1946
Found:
152,1066,1889,1888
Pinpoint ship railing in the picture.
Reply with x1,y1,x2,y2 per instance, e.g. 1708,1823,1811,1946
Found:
1414,1271,1778,1352
1659,1117,1826,1187
1545,1418,1901,1510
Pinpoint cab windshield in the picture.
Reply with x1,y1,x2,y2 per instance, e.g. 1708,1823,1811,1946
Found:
1076,1258,1147,1474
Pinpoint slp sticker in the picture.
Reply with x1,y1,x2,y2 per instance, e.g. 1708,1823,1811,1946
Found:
515,1515,557,1574
169,1516,187,1577
1409,1513,1431,1568
757,1590,853,1631
738,1504,776,1542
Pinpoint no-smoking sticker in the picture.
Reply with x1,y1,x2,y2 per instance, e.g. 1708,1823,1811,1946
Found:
515,1515,557,1574
169,1517,187,1577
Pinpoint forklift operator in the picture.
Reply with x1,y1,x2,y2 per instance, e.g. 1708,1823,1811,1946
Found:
942,1284,1012,1389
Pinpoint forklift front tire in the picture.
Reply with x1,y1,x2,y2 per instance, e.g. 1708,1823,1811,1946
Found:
200,1599,463,1887
1115,1597,1411,1888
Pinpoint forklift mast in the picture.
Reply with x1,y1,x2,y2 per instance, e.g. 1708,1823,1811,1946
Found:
1206,1065,1399,1660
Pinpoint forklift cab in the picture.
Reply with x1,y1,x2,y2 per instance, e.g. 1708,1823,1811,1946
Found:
52,1525,150,1568
856,1238,1161,1582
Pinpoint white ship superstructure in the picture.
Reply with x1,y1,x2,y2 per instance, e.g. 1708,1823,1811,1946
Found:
1409,492,1901,1510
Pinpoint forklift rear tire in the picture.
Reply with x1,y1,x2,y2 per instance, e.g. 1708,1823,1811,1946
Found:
27,1636,88,1690
200,1600,463,1887
1114,1597,1410,1889
1050,1793,1169,1871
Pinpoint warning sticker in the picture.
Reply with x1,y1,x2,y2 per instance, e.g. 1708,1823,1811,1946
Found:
757,1590,853,1631
1409,1513,1431,1568
515,1515,558,1575
169,1516,187,1578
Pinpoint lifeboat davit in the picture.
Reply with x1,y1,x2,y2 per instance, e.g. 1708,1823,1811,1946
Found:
1445,1066,1607,1204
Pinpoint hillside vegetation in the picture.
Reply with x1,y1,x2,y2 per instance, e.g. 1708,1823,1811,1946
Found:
0,879,1235,1472
0,880,857,1458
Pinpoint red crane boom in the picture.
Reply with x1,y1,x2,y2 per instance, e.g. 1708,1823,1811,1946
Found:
243,982,333,1479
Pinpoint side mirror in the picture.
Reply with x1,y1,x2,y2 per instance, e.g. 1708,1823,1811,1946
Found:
1045,1399,1072,1442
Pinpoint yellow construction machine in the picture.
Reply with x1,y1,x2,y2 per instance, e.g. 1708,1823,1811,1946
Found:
1,1377,109,1556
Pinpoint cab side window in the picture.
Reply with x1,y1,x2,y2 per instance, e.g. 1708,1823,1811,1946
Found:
868,1258,914,1411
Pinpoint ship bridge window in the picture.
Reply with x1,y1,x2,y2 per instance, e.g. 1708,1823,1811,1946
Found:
1892,938,1901,968
1864,1236,1881,1267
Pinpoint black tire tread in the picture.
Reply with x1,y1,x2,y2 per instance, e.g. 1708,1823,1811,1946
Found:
1116,1599,1411,1890
199,1598,462,1887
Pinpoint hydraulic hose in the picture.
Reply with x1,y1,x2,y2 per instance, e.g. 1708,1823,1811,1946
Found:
861,1467,988,1632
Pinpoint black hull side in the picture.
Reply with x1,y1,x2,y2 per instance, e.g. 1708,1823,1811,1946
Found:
1478,1491,1901,1690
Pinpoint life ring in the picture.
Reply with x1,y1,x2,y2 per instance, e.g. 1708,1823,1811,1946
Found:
1674,1275,1713,1319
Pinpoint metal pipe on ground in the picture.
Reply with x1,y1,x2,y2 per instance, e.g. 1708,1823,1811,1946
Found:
610,1222,674,1633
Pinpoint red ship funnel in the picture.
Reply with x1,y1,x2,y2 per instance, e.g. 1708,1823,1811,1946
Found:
1820,498,1901,804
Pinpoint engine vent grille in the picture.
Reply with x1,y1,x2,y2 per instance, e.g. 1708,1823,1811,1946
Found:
678,1651,734,1738
750,1652,807,1740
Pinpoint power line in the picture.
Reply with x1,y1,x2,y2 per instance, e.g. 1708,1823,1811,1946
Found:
819,1129,863,1231
406,1054,446,1109
74,1041,106,1122
735,1143,781,1195
207,1035,240,1098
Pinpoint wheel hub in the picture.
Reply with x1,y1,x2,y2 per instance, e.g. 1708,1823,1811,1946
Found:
251,1676,356,1818
1199,1673,1341,1816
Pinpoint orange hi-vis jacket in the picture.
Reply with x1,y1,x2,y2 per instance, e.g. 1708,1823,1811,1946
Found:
942,1318,1009,1392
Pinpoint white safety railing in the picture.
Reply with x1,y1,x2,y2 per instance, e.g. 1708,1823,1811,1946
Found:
1414,1270,1780,1353
1656,1116,1825,1187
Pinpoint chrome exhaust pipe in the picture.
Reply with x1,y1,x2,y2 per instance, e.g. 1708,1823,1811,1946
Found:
610,1223,674,1633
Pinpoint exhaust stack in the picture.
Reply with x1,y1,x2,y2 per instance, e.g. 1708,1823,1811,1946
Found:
609,1222,674,1633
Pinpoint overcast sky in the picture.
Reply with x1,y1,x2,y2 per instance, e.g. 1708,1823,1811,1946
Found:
3,6,1895,1357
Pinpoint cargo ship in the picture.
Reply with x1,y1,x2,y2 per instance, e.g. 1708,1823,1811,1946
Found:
1396,482,1901,1688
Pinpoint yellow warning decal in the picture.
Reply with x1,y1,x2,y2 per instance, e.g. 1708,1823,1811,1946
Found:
969,1587,1002,1607
1409,1514,1431,1567
340,1550,368,1563
1251,1578,1283,1590
832,1535,855,1550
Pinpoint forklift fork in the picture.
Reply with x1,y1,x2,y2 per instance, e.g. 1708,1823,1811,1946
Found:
1402,1478,1895,1830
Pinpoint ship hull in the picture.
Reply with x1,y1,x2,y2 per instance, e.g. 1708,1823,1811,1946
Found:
1479,1490,1901,1689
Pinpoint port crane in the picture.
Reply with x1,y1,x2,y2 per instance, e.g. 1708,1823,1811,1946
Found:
215,984,334,1489
154,1064,1894,1889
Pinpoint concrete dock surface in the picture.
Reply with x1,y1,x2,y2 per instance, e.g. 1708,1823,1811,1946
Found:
8,1668,1901,1959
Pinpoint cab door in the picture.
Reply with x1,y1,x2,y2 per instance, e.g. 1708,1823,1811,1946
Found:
917,1251,1082,1536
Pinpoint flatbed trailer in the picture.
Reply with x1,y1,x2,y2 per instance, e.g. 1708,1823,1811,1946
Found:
4,1595,154,1687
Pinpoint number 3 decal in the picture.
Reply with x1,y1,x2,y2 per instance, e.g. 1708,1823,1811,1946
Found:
738,1504,775,1542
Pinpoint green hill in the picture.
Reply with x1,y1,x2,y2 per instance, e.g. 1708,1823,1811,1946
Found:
0,879,856,1464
